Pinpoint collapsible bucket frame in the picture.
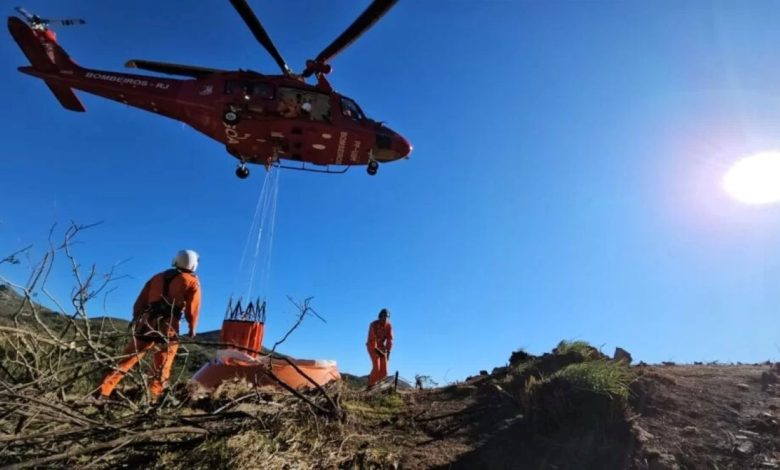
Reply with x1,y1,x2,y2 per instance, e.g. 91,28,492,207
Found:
220,298,266,357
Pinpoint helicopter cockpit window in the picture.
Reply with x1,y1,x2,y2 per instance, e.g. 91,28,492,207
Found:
340,97,365,121
277,87,331,121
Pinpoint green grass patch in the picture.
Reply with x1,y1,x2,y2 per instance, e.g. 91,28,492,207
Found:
554,340,599,360
552,360,634,401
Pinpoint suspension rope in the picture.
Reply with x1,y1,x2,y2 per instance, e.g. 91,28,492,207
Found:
235,168,281,303
238,172,269,273
259,169,280,298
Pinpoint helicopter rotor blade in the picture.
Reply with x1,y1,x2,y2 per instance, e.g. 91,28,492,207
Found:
302,0,398,78
47,18,86,27
125,59,223,79
15,7,85,27
228,0,291,76
14,6,34,22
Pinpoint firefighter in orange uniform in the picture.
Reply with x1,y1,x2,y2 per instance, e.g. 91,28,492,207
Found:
97,250,201,401
366,308,393,388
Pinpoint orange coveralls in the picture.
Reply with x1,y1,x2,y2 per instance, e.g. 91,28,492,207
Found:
99,269,201,398
366,319,393,387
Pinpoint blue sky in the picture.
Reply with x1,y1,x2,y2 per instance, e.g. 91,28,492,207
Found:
4,1,780,384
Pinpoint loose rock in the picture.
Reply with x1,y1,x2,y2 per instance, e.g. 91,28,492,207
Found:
614,347,632,364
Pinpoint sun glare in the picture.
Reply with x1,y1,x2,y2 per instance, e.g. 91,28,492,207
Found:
723,151,780,204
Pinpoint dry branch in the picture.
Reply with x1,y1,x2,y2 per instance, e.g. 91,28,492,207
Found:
0,226,351,468
1,426,209,470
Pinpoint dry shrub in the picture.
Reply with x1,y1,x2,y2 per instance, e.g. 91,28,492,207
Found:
212,377,254,401
343,390,405,424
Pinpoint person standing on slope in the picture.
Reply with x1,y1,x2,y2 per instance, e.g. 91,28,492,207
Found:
97,250,201,402
366,308,393,388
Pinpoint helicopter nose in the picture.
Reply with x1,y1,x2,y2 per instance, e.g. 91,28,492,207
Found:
395,135,412,158
373,126,412,162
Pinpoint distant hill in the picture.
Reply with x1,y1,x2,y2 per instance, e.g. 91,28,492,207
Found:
1,284,401,388
0,283,59,322
0,284,217,375
0,283,282,370
340,372,413,390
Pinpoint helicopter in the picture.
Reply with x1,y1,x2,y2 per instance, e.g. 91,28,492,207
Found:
8,1,412,178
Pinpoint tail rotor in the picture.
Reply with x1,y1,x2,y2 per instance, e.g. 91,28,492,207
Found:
14,6,85,30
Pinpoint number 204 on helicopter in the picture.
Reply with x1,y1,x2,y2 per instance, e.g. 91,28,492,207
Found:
8,1,412,178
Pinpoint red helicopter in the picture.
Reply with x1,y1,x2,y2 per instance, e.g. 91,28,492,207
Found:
8,2,412,178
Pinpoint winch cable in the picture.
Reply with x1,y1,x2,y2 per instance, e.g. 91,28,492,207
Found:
237,170,272,275
234,168,281,303
236,170,272,288
247,168,280,300
257,169,280,299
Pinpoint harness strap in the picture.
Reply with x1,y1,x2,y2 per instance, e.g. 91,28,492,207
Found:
161,268,180,303
144,269,183,318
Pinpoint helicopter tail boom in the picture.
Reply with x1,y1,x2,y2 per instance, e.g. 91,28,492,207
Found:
8,16,84,111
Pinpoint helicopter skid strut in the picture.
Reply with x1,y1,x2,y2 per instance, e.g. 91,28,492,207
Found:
367,160,379,176
235,159,250,179
367,149,379,176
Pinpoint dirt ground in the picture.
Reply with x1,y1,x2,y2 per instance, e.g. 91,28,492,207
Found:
357,363,780,469
629,364,780,469
3,358,779,469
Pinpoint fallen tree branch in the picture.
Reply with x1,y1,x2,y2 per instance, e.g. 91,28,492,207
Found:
1,426,209,470
212,392,282,415
262,369,331,415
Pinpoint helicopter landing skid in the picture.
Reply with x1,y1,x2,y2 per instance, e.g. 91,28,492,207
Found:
271,161,350,174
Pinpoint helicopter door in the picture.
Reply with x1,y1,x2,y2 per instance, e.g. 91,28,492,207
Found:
224,80,275,116
245,82,274,115
332,97,369,165
277,88,334,164
276,87,331,122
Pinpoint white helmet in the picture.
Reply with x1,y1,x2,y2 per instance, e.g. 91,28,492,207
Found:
172,249,199,272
